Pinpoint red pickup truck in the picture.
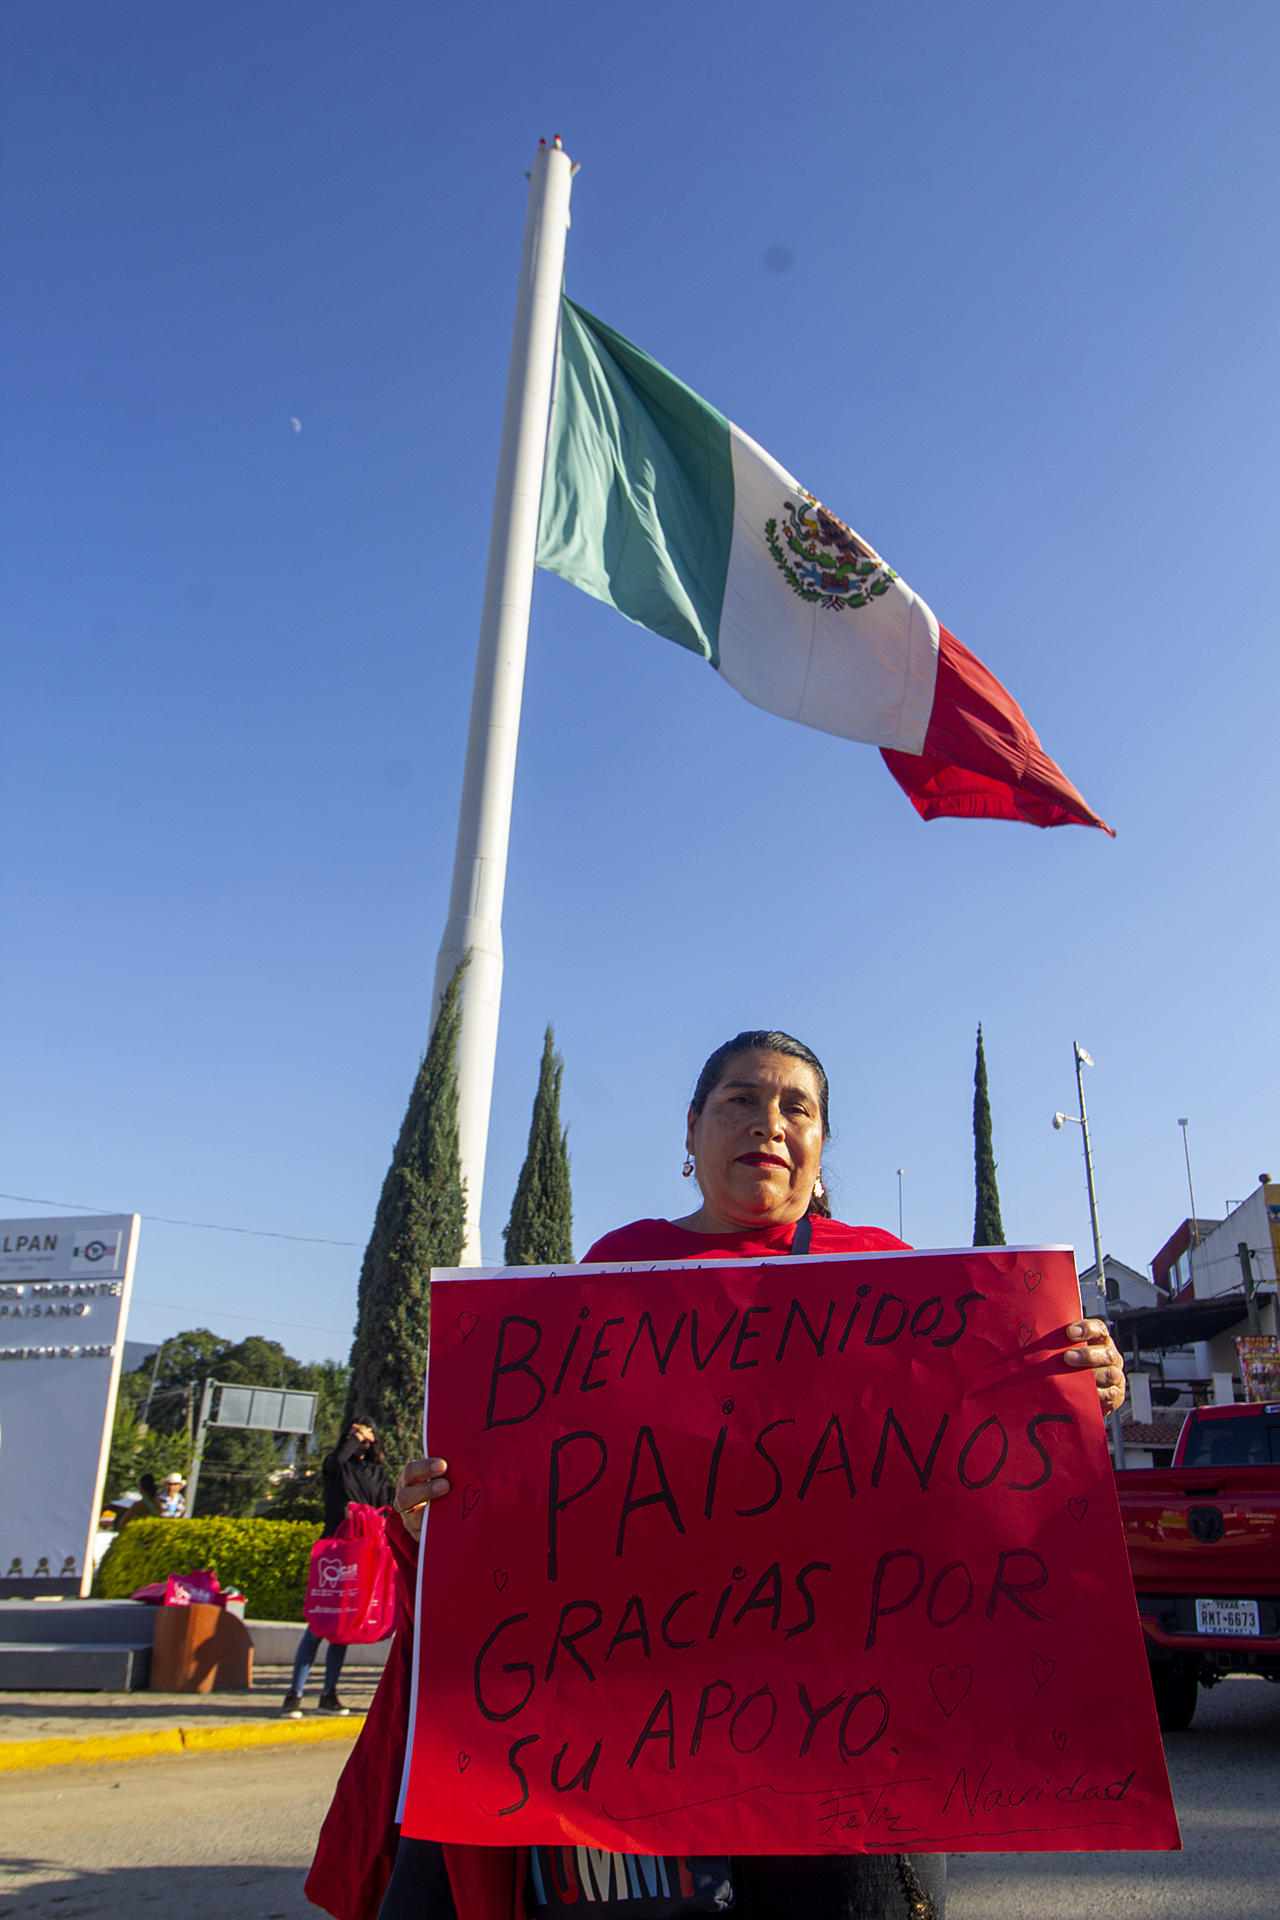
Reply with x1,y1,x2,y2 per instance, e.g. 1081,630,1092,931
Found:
1117,1402,1280,1728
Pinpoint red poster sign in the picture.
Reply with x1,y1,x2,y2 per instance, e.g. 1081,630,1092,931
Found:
402,1248,1178,1854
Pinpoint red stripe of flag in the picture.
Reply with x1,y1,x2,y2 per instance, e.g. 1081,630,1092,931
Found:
880,627,1114,834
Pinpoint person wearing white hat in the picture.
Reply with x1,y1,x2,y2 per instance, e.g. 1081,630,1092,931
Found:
160,1473,186,1518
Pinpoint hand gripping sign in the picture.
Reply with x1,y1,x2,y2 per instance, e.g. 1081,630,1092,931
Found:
402,1248,1178,1855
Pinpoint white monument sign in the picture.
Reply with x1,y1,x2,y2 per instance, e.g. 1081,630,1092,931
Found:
0,1214,140,1595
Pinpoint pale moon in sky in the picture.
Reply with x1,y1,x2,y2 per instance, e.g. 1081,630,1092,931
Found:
290,417,302,434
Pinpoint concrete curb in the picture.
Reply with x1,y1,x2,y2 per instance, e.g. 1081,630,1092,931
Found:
0,1712,364,1773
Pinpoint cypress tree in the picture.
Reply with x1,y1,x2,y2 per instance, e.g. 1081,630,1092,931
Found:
972,1022,1006,1247
345,958,467,1468
504,1025,573,1266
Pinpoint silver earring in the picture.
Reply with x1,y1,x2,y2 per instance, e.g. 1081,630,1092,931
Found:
682,1154,694,1178
813,1176,825,1199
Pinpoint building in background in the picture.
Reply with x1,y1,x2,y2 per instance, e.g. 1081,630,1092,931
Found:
1078,1256,1161,1313
1151,1180,1279,1307
1079,1181,1280,1468
1149,1218,1225,1299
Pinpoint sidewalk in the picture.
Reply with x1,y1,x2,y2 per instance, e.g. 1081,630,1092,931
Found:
0,1664,376,1772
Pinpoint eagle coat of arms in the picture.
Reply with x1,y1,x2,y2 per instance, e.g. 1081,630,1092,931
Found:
765,493,898,611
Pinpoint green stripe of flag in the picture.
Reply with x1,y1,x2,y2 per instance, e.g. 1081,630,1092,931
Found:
536,299,734,667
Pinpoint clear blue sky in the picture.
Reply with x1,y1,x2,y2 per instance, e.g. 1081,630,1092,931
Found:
4,2,1277,1362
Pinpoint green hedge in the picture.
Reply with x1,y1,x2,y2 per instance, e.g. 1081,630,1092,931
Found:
95,1517,322,1621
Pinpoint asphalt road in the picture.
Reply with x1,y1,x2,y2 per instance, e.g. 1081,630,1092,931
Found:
948,1674,1280,1918
1,1741,348,1920
3,1678,1278,1920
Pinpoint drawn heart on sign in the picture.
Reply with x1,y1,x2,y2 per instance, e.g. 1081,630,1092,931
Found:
493,1569,508,1591
1032,1655,1056,1693
462,1485,482,1519
1052,1730,1067,1752
456,1312,480,1342
929,1665,973,1718
1023,1270,1042,1293
457,1752,472,1772
1068,1497,1088,1524
1018,1325,1034,1347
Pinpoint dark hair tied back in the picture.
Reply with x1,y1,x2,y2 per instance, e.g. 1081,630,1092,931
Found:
690,1031,832,1218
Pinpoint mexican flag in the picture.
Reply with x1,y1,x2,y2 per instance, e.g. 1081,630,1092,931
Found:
536,299,1111,834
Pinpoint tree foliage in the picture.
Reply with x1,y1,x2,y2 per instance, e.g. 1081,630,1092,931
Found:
504,1025,573,1267
107,1332,349,1520
345,957,468,1471
106,1385,189,1502
193,1337,307,1518
972,1021,1006,1247
107,1329,227,1506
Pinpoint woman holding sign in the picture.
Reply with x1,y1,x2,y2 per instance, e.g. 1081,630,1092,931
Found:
311,1030,1126,1920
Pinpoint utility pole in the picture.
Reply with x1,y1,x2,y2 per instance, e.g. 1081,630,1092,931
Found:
1239,1241,1262,1336
1053,1043,1125,1469
1178,1118,1199,1293
186,1378,216,1518
141,1337,167,1430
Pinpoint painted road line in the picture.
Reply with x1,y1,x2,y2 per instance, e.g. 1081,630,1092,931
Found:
0,1713,365,1772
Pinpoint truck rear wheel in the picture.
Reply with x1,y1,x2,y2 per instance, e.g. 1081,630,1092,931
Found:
1150,1658,1198,1731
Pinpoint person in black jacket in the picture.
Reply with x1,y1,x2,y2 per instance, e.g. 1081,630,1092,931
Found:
282,1418,393,1716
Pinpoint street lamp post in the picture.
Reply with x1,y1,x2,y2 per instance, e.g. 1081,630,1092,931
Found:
1178,1118,1199,1293
1053,1042,1126,1469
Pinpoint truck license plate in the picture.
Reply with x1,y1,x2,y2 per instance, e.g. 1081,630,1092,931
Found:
1195,1598,1260,1636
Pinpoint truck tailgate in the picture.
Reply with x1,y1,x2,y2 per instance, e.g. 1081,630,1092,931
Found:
1117,1466,1280,1591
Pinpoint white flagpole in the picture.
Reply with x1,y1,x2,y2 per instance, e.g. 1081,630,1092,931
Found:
432,138,575,1264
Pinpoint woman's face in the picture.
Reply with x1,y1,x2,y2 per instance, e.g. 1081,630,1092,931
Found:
685,1048,826,1232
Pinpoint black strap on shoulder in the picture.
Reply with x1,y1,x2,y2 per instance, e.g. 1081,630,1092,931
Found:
790,1214,812,1256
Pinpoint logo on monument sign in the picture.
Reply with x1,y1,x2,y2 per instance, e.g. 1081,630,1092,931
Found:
74,1235,120,1264
765,492,898,611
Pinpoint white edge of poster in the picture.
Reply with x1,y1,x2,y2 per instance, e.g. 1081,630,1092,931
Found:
79,1214,141,1596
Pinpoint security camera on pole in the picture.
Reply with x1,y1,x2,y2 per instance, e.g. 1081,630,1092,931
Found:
1052,1043,1125,1469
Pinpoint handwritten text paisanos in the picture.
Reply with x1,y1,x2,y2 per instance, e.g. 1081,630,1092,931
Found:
402,1249,1178,1855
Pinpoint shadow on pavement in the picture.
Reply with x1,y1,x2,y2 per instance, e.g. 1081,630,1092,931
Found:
0,1862,318,1920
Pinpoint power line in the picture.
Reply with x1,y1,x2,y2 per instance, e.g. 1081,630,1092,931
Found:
132,1297,351,1338
0,1191,360,1248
